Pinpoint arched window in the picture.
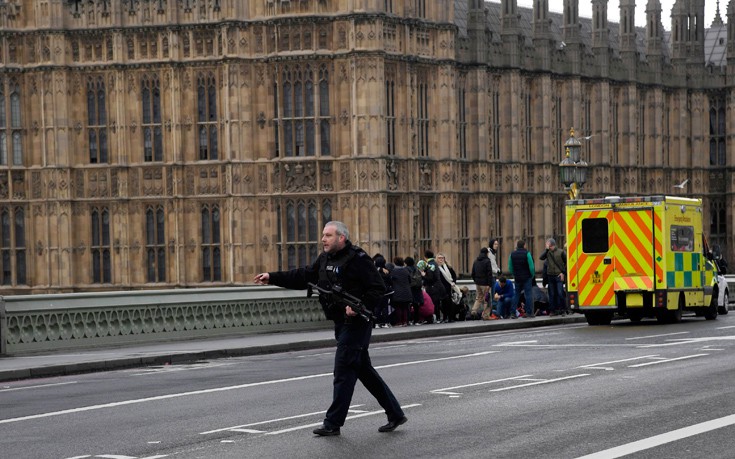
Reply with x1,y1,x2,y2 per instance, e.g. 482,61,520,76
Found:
201,204,222,282
91,207,111,283
276,199,332,270
142,74,163,162
145,206,166,282
87,76,109,163
275,63,331,157
197,71,218,160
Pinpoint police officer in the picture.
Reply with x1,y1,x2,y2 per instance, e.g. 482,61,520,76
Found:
253,221,407,436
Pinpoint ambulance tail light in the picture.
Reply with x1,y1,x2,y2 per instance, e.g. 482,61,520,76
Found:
656,290,666,308
568,292,578,310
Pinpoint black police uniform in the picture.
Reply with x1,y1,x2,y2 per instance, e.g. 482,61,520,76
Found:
267,240,405,430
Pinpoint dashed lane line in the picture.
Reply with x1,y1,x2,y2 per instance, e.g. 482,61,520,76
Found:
627,354,709,368
200,405,365,435
431,375,533,395
489,374,591,392
576,355,659,371
263,404,422,436
625,332,690,341
0,381,78,392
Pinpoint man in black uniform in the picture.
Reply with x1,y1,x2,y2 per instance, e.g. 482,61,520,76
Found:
253,221,407,436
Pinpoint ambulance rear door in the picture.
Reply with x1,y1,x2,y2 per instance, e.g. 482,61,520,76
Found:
611,206,657,303
568,208,616,309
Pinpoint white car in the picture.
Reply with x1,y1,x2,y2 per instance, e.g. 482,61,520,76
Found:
716,274,729,315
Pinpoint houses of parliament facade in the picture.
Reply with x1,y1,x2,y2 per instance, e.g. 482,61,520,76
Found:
0,0,731,293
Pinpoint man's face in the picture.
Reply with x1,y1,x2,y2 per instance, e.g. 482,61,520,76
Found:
322,224,345,254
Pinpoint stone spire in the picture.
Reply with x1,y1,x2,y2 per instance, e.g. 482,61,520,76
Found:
562,0,581,43
646,0,664,55
592,0,609,49
619,0,637,53
713,0,724,26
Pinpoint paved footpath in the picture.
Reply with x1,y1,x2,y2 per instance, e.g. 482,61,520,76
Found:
0,315,585,383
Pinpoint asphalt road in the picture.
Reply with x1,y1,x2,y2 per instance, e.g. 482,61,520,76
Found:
3,315,735,459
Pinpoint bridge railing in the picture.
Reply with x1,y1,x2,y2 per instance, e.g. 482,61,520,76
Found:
0,286,330,355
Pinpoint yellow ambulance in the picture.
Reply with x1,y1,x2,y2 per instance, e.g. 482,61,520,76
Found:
565,195,723,325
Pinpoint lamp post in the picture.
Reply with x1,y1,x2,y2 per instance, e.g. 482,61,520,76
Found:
559,127,589,199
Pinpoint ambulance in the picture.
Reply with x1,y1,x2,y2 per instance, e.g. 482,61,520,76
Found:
565,195,724,325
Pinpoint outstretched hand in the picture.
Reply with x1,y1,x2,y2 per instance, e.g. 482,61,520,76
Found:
253,273,270,285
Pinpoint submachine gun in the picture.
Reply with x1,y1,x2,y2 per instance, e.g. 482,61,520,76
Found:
307,282,374,322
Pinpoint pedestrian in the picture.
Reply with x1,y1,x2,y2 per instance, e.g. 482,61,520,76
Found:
471,247,495,320
540,238,567,315
253,221,407,436
436,253,459,322
493,276,515,319
404,256,425,324
508,240,536,318
373,254,392,328
422,250,446,323
390,257,413,327
488,238,501,278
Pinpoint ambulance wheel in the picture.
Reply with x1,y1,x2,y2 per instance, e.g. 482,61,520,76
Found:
705,294,718,320
628,311,642,323
585,312,613,326
668,296,683,323
718,290,729,315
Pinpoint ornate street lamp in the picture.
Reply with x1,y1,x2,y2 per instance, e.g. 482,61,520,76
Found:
559,127,588,199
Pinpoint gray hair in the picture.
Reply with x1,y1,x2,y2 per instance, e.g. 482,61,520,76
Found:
325,221,350,240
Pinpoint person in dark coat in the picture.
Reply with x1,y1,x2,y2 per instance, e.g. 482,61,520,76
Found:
508,239,536,318
389,257,413,326
422,250,446,323
471,247,494,319
253,221,407,436
404,256,424,324
372,254,393,327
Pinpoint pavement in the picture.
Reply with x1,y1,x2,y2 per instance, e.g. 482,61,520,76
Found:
0,314,586,383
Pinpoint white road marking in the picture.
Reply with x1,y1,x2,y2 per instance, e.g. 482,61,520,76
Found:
489,374,590,392
716,325,735,329
497,340,538,346
637,335,735,348
129,362,235,376
575,413,735,459
230,428,266,433
200,407,363,434
628,354,708,367
0,351,498,425
0,381,78,392
297,352,333,358
264,403,421,435
577,355,659,371
431,375,534,395
625,332,690,340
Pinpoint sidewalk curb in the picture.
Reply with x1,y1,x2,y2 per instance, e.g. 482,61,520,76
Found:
0,315,586,383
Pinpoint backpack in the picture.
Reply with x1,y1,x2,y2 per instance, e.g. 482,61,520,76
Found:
409,266,423,289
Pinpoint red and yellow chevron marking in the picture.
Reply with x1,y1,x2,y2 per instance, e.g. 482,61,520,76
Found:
612,209,654,281
653,210,664,285
614,276,654,291
568,209,617,307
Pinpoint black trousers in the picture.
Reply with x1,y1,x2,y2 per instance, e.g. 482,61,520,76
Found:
324,320,404,428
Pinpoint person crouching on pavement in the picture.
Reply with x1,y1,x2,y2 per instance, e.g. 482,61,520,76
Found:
493,276,515,319
253,221,407,436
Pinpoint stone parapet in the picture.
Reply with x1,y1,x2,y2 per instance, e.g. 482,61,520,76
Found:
1,286,329,355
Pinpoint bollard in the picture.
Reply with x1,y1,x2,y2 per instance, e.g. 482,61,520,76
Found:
0,296,5,355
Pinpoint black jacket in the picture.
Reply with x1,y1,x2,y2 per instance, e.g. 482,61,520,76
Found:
268,241,385,321
471,253,493,286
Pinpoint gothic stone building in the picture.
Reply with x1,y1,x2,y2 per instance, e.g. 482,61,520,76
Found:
0,0,731,293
